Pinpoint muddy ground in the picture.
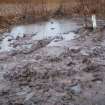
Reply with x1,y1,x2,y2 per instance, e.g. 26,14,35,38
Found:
0,24,105,105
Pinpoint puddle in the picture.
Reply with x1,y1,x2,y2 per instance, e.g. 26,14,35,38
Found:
0,18,81,52
10,18,80,40
0,36,14,52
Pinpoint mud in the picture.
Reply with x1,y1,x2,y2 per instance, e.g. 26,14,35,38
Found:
1,19,105,105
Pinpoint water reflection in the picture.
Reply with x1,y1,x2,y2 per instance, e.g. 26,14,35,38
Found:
11,26,25,39
0,18,81,52
10,19,80,40
0,36,14,52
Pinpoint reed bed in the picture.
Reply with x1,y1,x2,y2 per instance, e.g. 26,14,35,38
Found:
0,0,105,27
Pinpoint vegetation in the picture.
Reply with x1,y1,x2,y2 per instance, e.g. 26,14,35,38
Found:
0,0,105,31
0,0,105,17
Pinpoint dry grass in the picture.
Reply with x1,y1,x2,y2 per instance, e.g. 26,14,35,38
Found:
0,0,105,31
0,0,105,17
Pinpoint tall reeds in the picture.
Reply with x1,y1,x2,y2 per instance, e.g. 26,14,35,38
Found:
1,0,105,24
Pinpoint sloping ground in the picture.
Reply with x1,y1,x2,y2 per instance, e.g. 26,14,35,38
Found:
1,22,105,105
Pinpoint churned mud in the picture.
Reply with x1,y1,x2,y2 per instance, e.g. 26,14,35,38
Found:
0,18,105,105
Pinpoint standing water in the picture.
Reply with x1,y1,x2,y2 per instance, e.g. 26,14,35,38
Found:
10,19,80,40
0,18,81,52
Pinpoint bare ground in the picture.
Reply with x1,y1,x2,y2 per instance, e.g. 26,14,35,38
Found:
0,27,105,105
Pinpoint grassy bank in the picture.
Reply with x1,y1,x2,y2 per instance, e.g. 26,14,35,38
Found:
1,0,105,16
0,0,105,33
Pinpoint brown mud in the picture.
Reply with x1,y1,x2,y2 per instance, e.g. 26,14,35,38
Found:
1,27,105,105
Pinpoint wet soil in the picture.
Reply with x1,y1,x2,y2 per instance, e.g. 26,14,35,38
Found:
1,20,105,105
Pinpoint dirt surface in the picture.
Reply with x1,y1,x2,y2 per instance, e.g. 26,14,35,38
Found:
0,26,105,105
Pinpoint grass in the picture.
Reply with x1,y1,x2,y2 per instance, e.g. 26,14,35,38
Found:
0,0,105,33
0,0,105,17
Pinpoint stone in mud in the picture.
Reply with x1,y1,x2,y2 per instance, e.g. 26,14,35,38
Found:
92,73,103,82
80,50,89,56
83,64,101,73
46,56,62,62
82,57,91,64
70,46,81,53
35,54,42,60
65,84,81,95
67,61,75,66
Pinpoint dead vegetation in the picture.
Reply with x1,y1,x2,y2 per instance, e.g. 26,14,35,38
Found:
0,0,105,33
1,0,105,17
